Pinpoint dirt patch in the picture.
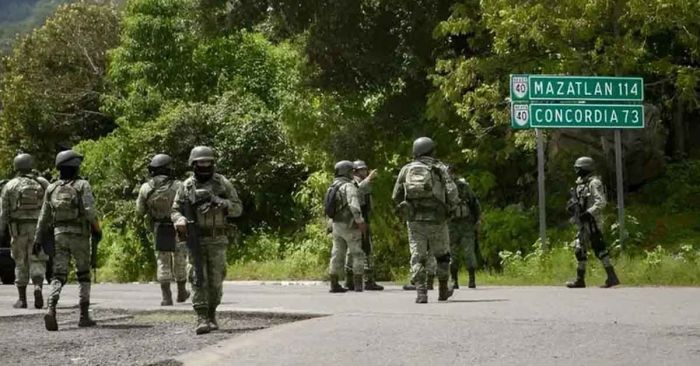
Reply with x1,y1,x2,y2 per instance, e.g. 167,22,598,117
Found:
0,308,318,366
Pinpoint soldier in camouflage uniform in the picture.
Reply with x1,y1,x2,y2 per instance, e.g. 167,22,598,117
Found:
344,160,383,291
0,154,49,309
35,150,102,331
448,167,481,289
136,154,189,306
172,146,242,335
392,137,459,303
566,157,620,288
328,160,367,293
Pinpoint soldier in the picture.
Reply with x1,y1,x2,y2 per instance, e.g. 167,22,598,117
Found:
35,150,102,331
326,160,367,293
448,167,481,289
172,146,242,335
392,137,459,303
343,160,383,291
566,157,620,288
0,154,49,309
136,154,189,306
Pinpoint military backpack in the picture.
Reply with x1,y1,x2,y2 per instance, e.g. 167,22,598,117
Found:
145,180,175,220
49,180,82,223
14,176,44,213
324,180,347,219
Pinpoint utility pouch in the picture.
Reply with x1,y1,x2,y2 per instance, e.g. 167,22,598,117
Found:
154,223,177,252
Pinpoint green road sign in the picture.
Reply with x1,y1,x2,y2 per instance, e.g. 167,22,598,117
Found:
529,103,644,129
511,103,531,129
510,75,644,102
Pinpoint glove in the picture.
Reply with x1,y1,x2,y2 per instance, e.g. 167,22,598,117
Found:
211,195,228,208
579,211,594,222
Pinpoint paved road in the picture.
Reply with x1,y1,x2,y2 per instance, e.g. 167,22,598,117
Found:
1,283,699,365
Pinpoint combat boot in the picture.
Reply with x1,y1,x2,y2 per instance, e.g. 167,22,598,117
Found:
78,302,96,327
415,288,428,304
601,266,620,288
160,283,173,306
468,268,476,289
195,308,210,335
208,307,219,331
402,280,416,291
34,285,43,309
344,269,354,290
13,286,27,309
176,281,190,303
44,304,58,331
566,269,586,288
364,279,384,291
427,274,435,290
438,279,454,301
329,274,348,293
353,275,364,292
451,268,459,289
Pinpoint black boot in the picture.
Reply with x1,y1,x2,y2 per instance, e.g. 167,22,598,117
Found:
438,279,454,301
195,307,210,335
415,288,428,304
344,269,354,290
160,283,173,306
176,281,190,303
566,269,586,288
329,274,348,293
427,274,435,290
34,286,43,309
402,280,416,291
602,266,620,288
353,274,364,292
450,267,459,289
44,303,58,331
468,268,476,289
78,302,96,327
364,279,384,291
13,286,27,309
208,307,219,331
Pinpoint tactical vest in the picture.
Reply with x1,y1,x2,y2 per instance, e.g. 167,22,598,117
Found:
185,175,229,232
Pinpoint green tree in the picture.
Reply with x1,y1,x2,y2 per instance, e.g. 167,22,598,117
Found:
0,0,120,172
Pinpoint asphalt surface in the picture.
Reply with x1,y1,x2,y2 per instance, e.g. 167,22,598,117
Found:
1,282,699,365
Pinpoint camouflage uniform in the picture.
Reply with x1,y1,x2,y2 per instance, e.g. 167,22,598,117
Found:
329,176,366,279
0,173,49,308
171,172,242,329
449,177,480,288
393,154,458,303
136,175,189,304
36,179,98,311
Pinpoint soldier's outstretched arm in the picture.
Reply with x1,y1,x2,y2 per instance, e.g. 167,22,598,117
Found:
135,183,149,216
221,177,243,218
0,182,13,232
391,167,407,206
587,178,607,216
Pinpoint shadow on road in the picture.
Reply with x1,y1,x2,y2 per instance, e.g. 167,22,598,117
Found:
445,299,509,303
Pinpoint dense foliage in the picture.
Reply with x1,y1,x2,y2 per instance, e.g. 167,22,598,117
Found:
0,0,698,282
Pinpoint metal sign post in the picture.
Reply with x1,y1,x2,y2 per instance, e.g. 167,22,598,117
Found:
536,128,547,249
614,130,625,247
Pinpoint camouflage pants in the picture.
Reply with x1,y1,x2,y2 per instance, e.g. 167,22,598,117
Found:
344,224,374,277
329,222,365,275
449,221,477,271
188,235,227,311
407,221,450,288
47,232,92,306
574,222,611,270
157,242,188,283
9,222,47,286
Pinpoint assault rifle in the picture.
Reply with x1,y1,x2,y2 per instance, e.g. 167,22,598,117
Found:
567,188,606,252
182,192,204,287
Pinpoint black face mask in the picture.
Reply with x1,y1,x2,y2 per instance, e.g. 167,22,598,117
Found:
575,168,591,178
194,165,214,181
59,166,80,180
149,167,172,178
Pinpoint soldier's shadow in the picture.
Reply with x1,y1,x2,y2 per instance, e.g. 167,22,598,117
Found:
444,299,508,303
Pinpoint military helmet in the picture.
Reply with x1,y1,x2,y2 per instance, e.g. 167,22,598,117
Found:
574,156,595,171
149,154,172,168
412,137,435,157
55,150,83,167
188,146,215,165
353,160,368,170
13,153,33,172
334,160,354,177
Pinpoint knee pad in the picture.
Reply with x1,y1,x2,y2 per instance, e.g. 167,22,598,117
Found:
436,253,451,264
76,270,91,283
574,247,587,262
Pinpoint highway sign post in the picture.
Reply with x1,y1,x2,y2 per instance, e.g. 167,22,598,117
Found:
509,74,645,249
